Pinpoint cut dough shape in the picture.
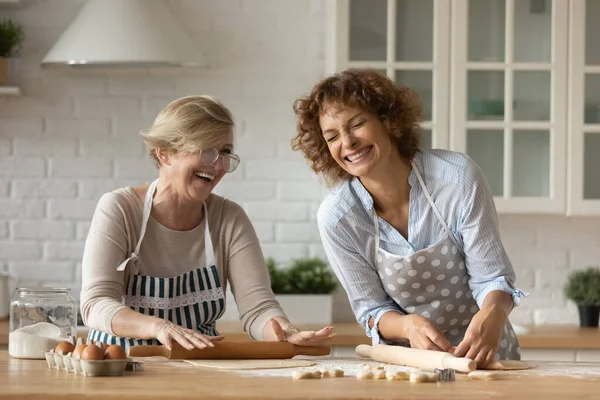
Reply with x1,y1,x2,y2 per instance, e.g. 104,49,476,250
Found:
183,359,316,370
320,368,344,378
386,371,410,381
468,370,501,380
356,371,374,379
292,371,312,380
410,371,439,383
373,370,387,380
480,360,532,371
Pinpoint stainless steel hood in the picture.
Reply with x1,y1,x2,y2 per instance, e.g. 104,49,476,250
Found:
41,0,207,68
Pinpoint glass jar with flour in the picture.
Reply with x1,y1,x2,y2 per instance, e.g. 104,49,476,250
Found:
9,288,77,359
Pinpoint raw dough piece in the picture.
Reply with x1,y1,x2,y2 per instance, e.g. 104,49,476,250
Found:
356,371,374,379
293,370,321,380
320,368,344,378
183,359,316,370
373,370,386,380
410,371,439,383
468,370,501,381
386,371,410,381
331,369,344,378
363,365,385,371
481,360,532,371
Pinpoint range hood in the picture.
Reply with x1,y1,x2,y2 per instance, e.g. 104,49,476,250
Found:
41,0,206,68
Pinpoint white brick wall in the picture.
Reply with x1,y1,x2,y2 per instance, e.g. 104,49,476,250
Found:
1,0,598,328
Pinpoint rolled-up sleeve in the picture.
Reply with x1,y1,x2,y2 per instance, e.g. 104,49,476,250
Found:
317,205,403,345
458,157,528,308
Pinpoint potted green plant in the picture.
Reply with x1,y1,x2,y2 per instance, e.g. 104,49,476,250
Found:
267,257,337,325
0,18,24,86
563,267,600,328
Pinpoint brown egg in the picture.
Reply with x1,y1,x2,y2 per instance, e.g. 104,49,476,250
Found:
80,343,105,361
95,341,109,350
72,343,88,360
104,344,127,360
54,341,75,355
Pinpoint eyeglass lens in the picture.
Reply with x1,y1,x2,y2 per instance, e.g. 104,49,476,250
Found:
200,148,239,173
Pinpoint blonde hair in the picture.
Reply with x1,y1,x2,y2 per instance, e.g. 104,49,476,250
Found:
140,95,235,167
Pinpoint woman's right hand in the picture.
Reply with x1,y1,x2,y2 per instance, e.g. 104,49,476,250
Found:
151,319,224,351
402,314,451,352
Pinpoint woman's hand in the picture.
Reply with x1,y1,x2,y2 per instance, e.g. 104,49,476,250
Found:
269,318,335,346
402,314,452,352
152,319,224,351
451,306,507,366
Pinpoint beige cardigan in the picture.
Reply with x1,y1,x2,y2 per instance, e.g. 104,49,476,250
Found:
79,187,285,341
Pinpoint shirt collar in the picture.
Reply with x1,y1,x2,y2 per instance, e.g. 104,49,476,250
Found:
350,150,422,213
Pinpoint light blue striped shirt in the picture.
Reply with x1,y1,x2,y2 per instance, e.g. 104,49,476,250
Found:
317,149,525,344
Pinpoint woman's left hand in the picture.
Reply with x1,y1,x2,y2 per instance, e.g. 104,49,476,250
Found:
450,306,507,367
270,318,335,346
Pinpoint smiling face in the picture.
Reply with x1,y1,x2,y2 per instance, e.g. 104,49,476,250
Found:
319,104,398,179
158,135,233,203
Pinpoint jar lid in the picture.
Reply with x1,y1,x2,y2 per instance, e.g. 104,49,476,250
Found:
16,287,71,293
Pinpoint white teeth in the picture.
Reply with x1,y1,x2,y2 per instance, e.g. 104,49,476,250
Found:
194,171,215,181
347,147,372,162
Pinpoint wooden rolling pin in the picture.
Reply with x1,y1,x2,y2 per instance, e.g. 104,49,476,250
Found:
128,341,331,360
355,344,477,373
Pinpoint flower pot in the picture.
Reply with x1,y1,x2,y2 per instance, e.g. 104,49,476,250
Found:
577,305,600,327
0,57,7,86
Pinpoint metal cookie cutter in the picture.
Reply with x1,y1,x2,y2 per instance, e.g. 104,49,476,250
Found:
435,368,455,382
126,361,143,372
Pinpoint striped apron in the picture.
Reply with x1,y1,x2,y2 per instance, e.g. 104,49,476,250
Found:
87,179,225,348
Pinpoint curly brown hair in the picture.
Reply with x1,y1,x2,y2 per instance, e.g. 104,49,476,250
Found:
292,69,423,187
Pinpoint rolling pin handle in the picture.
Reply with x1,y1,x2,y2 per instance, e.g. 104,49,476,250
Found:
127,344,171,358
355,344,373,359
294,345,331,357
442,355,477,373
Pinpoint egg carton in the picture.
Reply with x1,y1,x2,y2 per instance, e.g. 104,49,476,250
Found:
43,349,133,377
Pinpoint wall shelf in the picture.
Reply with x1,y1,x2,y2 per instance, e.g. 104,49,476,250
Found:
0,87,21,96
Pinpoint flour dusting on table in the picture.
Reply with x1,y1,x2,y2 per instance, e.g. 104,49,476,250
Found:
133,356,600,380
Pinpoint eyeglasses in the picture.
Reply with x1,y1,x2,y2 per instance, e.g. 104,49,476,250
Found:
200,148,240,173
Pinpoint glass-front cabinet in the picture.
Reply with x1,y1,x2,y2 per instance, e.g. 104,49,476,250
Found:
327,0,600,215
567,0,600,215
327,0,451,150
450,0,568,213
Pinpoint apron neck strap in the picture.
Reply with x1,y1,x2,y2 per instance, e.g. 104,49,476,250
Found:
118,179,216,272
202,201,215,267
410,159,453,236
372,159,454,256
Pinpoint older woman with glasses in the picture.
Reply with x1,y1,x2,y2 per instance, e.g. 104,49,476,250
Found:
80,95,334,351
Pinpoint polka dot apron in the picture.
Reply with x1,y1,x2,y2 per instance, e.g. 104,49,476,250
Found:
87,178,225,348
374,161,521,360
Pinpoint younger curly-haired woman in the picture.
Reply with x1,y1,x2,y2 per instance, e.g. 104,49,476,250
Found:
292,69,528,367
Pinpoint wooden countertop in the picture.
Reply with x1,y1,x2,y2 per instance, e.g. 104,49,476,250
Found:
2,320,599,349
213,322,600,350
2,351,600,399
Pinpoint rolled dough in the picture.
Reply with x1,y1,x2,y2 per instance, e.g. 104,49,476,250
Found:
480,360,532,370
182,359,316,370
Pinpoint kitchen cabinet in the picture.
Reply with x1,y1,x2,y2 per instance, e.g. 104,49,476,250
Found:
326,0,451,151
567,0,600,215
326,0,600,215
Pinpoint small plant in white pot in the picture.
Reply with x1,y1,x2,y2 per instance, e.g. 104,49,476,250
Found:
0,18,24,86
564,266,600,328
267,257,337,325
